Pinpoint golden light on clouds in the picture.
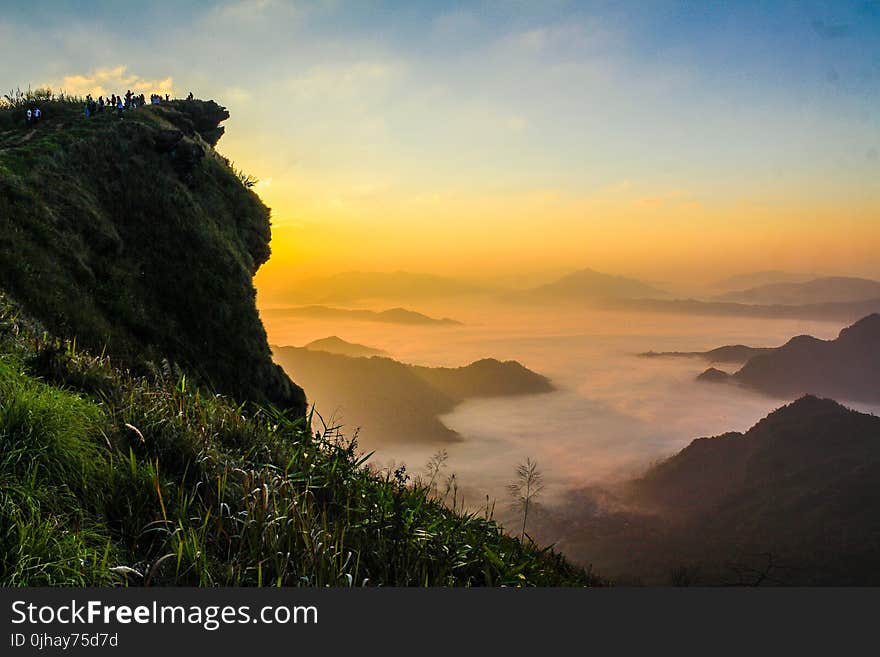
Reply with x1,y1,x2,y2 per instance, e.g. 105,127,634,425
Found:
14,0,874,293
54,66,174,98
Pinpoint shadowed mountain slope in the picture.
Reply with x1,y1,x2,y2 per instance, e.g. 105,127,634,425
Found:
271,347,553,447
533,397,880,585
720,314,880,403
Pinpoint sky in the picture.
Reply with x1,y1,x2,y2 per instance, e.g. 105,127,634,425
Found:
2,0,879,286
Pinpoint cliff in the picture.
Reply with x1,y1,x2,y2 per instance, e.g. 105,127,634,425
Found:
0,99,304,414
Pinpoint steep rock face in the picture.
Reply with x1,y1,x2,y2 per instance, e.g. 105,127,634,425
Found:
0,100,305,415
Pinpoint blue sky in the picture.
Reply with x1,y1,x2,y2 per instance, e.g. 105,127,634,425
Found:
2,1,878,280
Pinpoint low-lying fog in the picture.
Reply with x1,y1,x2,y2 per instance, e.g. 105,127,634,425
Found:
261,300,877,510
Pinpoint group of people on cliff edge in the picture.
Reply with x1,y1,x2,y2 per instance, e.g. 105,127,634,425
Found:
83,90,150,118
22,89,196,127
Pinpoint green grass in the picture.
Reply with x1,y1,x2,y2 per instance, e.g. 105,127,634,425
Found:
0,299,600,586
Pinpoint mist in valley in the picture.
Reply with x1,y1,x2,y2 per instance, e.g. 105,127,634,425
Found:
262,289,880,581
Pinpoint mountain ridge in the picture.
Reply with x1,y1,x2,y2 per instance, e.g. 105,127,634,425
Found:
271,346,554,447
261,270,487,305
698,314,880,403
533,396,880,584
717,276,880,305
513,267,668,303
303,336,387,357
262,305,462,326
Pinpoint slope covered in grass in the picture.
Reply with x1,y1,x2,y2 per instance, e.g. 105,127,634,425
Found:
0,296,598,587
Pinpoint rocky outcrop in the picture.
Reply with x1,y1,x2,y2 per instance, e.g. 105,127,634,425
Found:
0,99,305,415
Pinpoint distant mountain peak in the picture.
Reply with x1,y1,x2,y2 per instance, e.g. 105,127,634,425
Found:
302,336,386,358
717,276,880,305
696,367,731,383
520,267,668,302
764,394,847,419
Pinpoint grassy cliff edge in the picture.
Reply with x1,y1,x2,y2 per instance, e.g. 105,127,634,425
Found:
0,98,304,414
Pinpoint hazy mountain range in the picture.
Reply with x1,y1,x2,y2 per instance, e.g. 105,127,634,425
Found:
603,295,880,323
265,271,487,304
261,267,880,324
716,276,880,305
710,270,817,291
262,305,462,326
510,269,880,322
512,267,669,302
272,341,553,447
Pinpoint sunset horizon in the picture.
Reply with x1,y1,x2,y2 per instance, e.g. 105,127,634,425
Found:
3,1,878,288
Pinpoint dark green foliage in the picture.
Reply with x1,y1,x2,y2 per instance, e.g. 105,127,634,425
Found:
0,99,304,415
0,301,599,586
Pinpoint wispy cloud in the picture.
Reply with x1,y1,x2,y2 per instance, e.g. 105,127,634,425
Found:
285,61,404,102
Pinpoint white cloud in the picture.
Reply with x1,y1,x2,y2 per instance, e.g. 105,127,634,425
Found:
52,66,173,98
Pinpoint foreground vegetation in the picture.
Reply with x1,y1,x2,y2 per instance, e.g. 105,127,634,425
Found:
0,296,599,586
